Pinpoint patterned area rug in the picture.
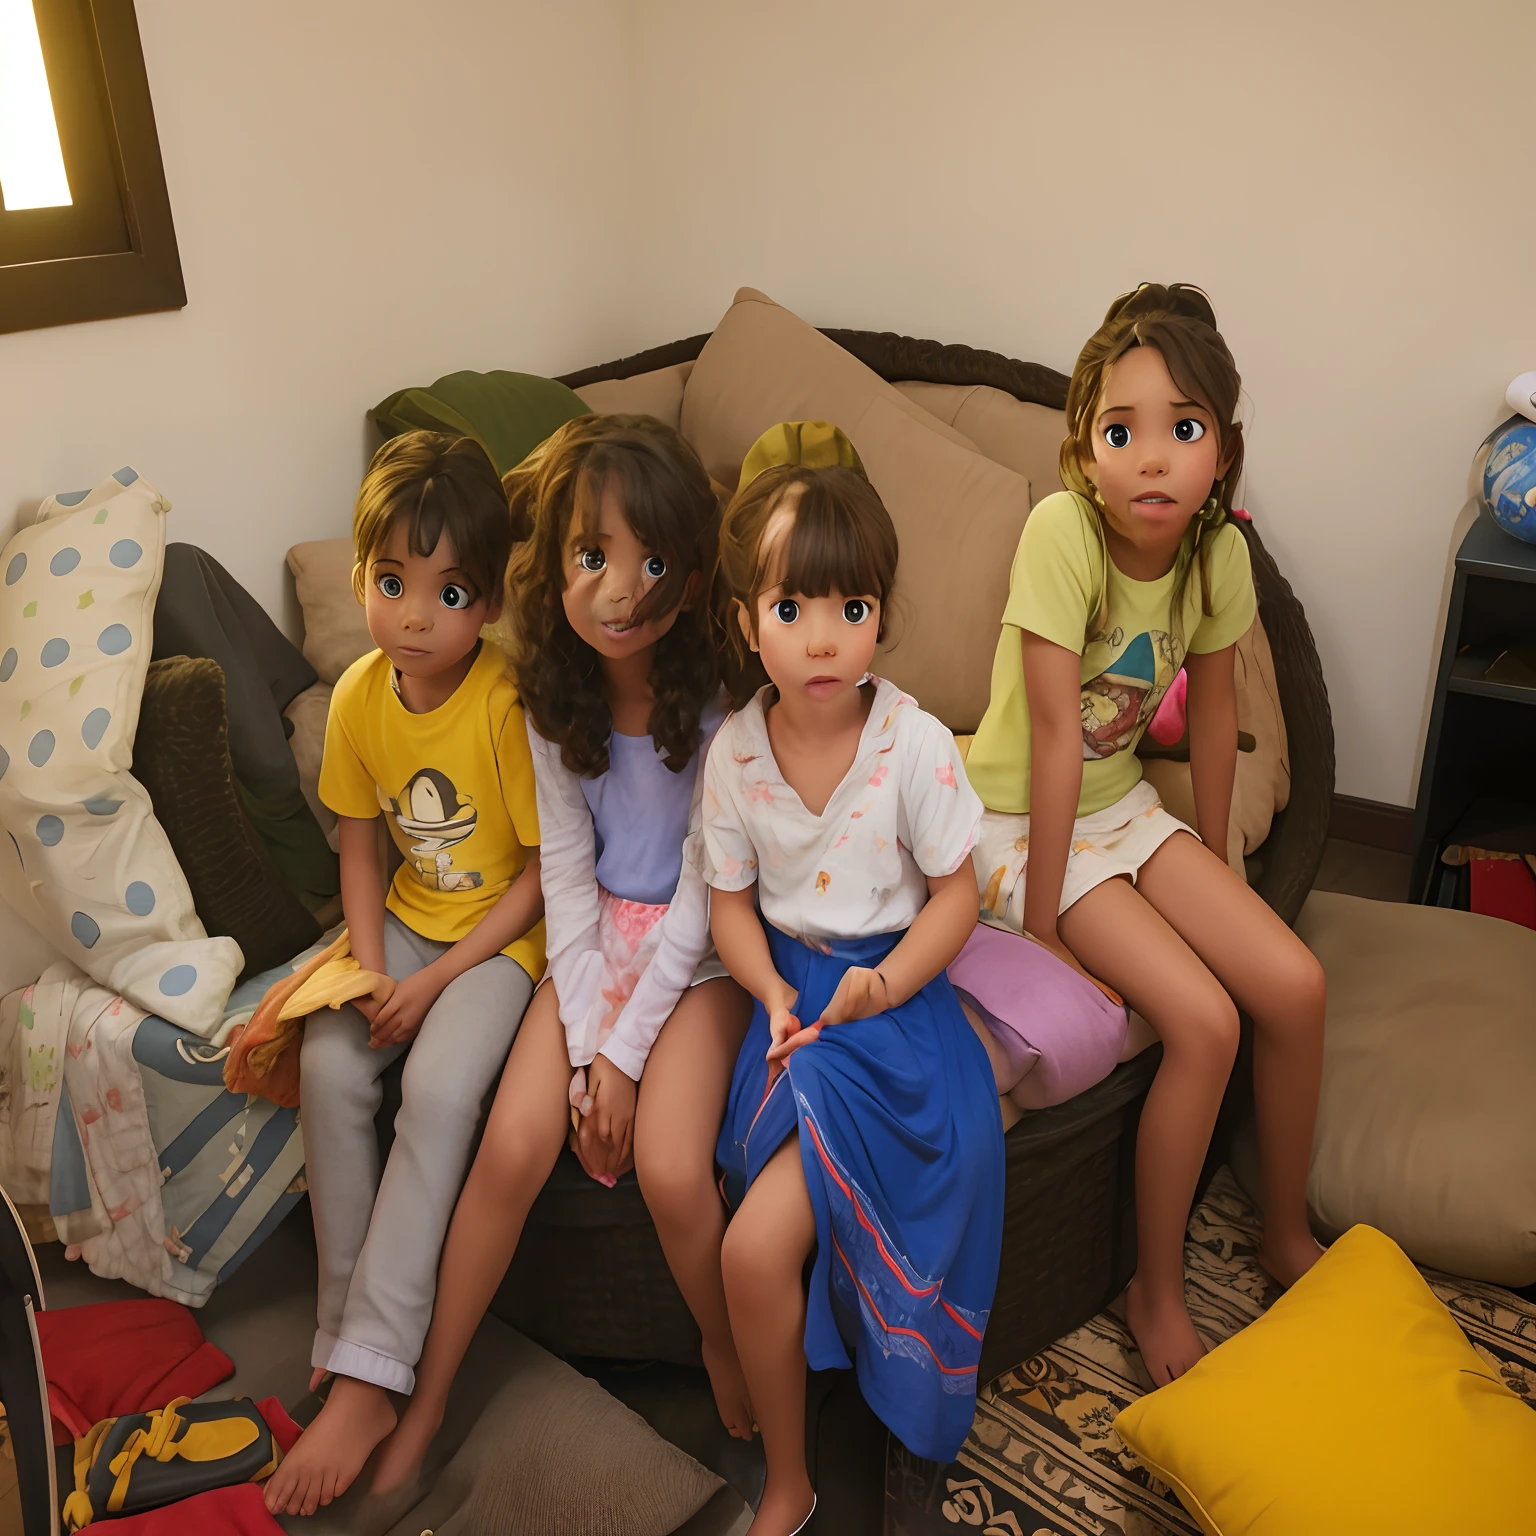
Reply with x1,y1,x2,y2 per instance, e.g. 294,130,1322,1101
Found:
887,1169,1536,1536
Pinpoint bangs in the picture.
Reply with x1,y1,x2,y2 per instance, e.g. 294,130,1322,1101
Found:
568,444,711,622
756,470,894,605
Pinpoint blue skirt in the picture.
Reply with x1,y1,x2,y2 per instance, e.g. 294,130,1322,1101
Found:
717,924,1005,1464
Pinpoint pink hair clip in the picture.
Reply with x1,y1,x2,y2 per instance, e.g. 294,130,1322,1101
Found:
1229,506,1252,522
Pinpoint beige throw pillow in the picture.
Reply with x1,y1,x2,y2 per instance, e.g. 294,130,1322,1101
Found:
286,539,373,685
679,287,977,489
894,379,1064,507
1298,890,1536,1287
367,1325,737,1536
852,396,1031,733
1138,614,1291,868
575,361,694,431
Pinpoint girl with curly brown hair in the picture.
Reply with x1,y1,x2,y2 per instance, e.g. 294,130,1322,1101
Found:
373,417,755,1492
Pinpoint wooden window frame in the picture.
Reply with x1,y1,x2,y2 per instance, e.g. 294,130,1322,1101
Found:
0,0,184,335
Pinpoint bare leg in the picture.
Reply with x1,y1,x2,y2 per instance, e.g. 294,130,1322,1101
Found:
1059,867,1240,1386
634,978,755,1439
721,1139,817,1536
1131,833,1327,1286
369,988,571,1493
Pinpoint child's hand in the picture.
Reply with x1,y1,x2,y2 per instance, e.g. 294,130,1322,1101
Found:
574,1055,636,1183
1024,929,1123,1007
765,1002,815,1065
817,966,891,1029
368,967,445,1048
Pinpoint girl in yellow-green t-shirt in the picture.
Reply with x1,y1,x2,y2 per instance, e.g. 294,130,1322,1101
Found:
965,284,1327,1389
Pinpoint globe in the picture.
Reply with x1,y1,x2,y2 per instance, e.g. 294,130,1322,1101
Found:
1482,416,1536,544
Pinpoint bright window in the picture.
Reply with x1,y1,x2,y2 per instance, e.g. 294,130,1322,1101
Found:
0,0,73,210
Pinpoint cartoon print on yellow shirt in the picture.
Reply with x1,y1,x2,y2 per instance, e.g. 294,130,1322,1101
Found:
382,767,484,892
1079,627,1180,761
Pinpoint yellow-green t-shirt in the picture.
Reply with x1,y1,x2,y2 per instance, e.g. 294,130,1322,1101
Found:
964,491,1257,817
319,640,546,980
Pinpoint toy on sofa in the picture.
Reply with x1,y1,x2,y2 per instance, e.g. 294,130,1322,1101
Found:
962,283,1329,1390
701,434,1006,1532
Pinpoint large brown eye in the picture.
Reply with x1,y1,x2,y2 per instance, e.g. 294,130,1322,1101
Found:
1173,418,1206,443
579,549,605,572
843,599,871,625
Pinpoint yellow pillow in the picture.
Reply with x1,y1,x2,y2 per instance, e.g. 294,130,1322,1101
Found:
1113,1224,1536,1534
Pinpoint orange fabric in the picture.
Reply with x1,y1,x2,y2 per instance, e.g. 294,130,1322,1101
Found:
222,935,349,1107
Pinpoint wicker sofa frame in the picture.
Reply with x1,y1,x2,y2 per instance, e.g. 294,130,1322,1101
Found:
483,327,1333,1530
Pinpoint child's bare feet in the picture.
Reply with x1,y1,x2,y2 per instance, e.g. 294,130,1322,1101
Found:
701,1335,756,1441
264,1376,397,1516
747,1473,815,1535
1124,1274,1205,1388
1258,1229,1325,1289
369,1400,442,1496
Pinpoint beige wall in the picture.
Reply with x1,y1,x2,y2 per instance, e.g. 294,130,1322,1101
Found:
0,0,644,633
626,0,1536,806
3,0,1531,811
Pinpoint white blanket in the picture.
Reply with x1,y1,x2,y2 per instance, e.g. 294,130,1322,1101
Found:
0,960,187,1300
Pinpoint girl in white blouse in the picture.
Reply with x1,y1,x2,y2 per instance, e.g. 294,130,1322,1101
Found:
703,442,1005,1536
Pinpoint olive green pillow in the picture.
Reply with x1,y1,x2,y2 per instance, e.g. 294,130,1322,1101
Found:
371,370,590,475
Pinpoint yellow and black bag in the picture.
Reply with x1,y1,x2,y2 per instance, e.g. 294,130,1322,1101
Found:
62,1396,278,1530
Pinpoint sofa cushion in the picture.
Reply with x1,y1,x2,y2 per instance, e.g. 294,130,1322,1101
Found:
574,361,694,431
135,657,319,980
0,470,242,1034
372,370,590,476
284,681,336,850
679,287,977,489
286,539,373,686
894,378,1064,506
853,395,1032,731
1297,890,1536,1286
1138,615,1291,868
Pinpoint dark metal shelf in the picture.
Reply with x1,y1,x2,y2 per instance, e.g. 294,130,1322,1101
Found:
1447,652,1536,706
1455,514,1536,583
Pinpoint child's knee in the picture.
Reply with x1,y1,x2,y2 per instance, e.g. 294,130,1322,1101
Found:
634,1144,712,1223
1169,993,1241,1072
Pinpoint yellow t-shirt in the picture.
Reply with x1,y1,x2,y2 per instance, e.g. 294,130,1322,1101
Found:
319,640,545,980
964,491,1257,818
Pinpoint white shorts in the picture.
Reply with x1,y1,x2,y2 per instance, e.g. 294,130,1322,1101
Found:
972,778,1194,926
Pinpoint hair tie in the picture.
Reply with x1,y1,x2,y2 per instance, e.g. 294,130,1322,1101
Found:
738,420,865,491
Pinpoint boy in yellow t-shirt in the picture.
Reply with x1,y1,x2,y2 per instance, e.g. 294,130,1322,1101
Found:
267,433,544,1518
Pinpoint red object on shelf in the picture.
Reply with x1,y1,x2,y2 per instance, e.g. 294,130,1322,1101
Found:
1469,856,1536,929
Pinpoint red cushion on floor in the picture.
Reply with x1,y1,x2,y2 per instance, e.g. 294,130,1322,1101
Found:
38,1298,234,1445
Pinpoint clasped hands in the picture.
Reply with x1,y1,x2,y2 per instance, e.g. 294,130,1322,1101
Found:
765,964,891,1066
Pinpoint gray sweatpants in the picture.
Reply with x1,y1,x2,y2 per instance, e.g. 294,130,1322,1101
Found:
299,911,533,1394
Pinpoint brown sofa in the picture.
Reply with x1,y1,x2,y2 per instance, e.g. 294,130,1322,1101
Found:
288,289,1333,1534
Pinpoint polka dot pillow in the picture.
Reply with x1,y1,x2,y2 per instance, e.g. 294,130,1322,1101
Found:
0,468,241,1034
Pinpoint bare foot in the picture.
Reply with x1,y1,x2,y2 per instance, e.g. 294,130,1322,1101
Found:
264,1376,397,1516
369,1400,442,1496
1259,1229,1326,1289
747,1475,815,1535
701,1335,756,1441
1124,1274,1205,1388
